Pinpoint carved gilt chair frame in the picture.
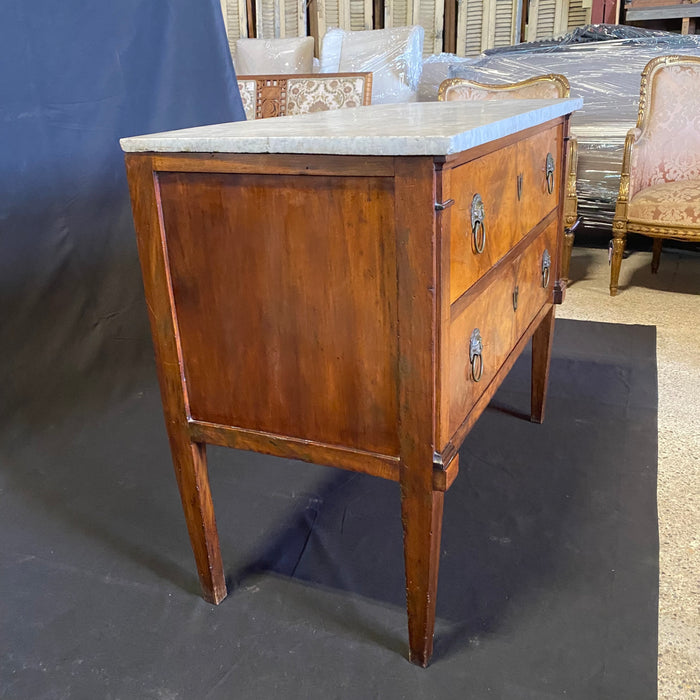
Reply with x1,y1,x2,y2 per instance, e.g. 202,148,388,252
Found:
611,55,700,295
438,74,579,286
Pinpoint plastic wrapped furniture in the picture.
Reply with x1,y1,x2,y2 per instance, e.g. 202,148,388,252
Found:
232,37,315,75
237,72,372,119
438,74,579,285
319,27,424,104
610,55,700,295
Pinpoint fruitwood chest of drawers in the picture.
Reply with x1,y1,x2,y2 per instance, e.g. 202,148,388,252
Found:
122,99,581,667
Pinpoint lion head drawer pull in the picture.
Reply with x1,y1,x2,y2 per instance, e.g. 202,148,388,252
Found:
545,152,555,194
469,328,483,382
470,193,486,254
542,249,552,288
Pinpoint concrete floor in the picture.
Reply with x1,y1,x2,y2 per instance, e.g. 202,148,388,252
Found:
558,246,700,700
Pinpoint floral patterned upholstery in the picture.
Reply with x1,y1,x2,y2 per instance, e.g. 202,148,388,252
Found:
628,63,700,200
628,179,700,227
286,76,370,115
237,79,257,121
236,73,372,120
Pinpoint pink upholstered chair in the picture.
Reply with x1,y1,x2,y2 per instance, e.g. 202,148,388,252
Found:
438,75,579,286
611,55,700,295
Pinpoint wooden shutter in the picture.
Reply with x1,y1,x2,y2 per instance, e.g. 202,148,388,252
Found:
456,0,522,56
255,0,308,37
526,0,591,41
317,0,373,39
384,0,445,55
220,0,249,46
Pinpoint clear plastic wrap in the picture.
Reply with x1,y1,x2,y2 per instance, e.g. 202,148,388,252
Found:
319,26,425,103
447,30,700,227
417,53,475,102
233,37,315,75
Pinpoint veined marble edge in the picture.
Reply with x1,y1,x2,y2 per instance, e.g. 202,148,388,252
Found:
120,98,583,156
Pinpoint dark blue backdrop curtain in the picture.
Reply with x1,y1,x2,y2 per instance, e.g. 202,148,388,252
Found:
0,1,245,427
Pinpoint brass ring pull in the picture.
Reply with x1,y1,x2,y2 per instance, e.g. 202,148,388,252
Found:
545,152,555,195
542,249,551,288
469,328,483,382
471,193,486,254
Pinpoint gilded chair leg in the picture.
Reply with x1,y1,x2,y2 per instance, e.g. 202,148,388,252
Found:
651,238,663,274
609,232,626,296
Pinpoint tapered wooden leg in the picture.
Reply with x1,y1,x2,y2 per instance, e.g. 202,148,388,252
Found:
651,238,662,274
610,233,626,296
561,228,575,285
401,477,444,667
531,305,556,424
168,433,227,604
126,155,227,605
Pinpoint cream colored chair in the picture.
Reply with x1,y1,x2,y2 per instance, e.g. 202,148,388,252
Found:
438,75,579,285
611,55,700,295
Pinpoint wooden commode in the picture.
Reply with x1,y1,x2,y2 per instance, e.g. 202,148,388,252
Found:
121,98,581,667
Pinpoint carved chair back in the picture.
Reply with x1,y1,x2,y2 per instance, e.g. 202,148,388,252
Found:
237,72,372,120
437,74,570,102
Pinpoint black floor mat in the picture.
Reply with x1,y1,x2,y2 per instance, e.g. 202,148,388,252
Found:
0,319,658,699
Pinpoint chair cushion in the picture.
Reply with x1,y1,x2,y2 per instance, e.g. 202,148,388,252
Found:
628,179,700,228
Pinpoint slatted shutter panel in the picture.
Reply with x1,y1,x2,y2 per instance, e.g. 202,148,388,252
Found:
456,0,521,56
526,0,559,40
456,0,484,56
256,0,307,37
526,0,590,40
316,0,372,40
220,0,249,47
566,0,591,31
384,0,444,55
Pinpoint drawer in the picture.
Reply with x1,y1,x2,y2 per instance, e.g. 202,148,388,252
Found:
447,262,517,437
448,124,563,304
517,124,562,236
512,219,558,340
448,143,519,304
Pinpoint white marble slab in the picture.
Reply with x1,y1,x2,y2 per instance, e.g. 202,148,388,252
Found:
120,99,583,157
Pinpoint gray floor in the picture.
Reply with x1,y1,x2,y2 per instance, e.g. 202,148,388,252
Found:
559,246,700,700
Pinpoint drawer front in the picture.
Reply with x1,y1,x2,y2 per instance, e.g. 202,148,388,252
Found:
512,220,558,340
448,143,519,304
447,263,517,437
517,124,562,236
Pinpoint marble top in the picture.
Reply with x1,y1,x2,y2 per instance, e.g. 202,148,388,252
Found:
120,99,583,157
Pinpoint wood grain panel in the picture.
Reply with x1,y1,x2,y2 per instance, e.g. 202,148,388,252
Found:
157,171,400,456
517,123,562,237
447,259,517,437
513,219,559,341
447,143,518,303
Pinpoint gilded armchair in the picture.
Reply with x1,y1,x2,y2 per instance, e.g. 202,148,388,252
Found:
610,55,700,295
438,75,579,285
